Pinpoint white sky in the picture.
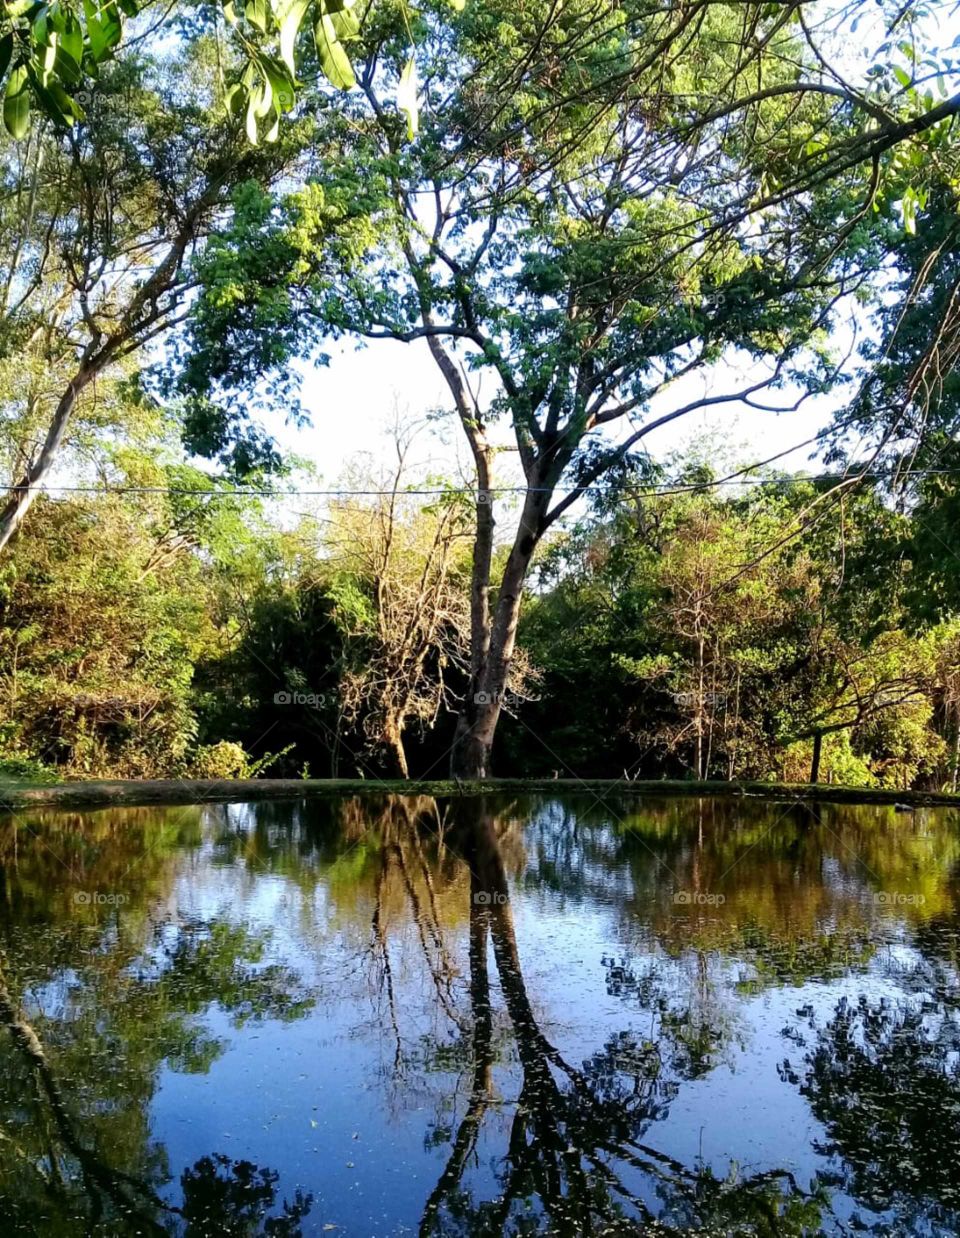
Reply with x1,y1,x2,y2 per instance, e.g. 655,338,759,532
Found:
267,337,841,500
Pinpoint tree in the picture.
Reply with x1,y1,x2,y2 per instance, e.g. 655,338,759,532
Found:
0,490,212,776
0,24,312,553
174,0,960,777
514,460,957,786
323,432,473,776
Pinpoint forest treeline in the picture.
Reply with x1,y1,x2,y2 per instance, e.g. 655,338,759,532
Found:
4,434,960,790
1,0,959,787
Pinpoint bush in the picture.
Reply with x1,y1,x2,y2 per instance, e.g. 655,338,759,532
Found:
188,741,251,780
0,756,61,784
186,741,295,780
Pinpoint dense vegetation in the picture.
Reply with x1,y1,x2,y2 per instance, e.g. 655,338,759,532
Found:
3,434,960,789
0,0,959,788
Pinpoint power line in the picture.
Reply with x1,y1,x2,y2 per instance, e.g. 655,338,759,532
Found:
8,469,960,500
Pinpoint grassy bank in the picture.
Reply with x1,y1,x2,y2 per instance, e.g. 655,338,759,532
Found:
1,776,959,812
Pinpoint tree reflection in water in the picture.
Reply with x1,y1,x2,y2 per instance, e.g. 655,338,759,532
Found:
415,800,827,1237
785,928,960,1235
0,811,317,1238
1,794,958,1235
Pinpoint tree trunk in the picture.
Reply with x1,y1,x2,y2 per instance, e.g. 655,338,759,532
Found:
451,449,496,778
383,713,409,779
810,731,823,784
451,485,546,779
0,363,96,553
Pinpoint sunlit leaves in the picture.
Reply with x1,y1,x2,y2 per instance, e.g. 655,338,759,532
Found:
221,0,359,139
3,65,30,139
397,54,417,138
314,9,356,89
0,0,134,135
82,0,121,61
275,0,310,75
900,184,928,235
0,0,437,140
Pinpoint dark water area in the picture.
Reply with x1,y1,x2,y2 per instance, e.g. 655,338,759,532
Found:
0,792,958,1236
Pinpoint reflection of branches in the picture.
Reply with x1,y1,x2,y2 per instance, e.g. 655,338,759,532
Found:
419,801,828,1236
371,850,404,1075
390,836,464,1030
419,874,494,1238
0,960,171,1234
366,797,468,1073
0,959,315,1236
786,956,960,1233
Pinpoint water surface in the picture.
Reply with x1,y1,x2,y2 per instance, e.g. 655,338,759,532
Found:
0,792,958,1236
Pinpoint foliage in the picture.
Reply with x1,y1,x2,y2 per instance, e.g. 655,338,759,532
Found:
166,0,960,775
511,464,958,787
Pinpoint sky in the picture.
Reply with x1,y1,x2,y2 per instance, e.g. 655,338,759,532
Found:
269,336,842,499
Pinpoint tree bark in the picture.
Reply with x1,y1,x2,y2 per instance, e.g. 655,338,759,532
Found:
810,731,823,784
0,360,97,553
450,447,496,778
383,713,409,779
450,484,546,779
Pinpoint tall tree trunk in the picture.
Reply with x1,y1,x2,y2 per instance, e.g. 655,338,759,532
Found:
0,362,96,553
383,713,409,779
451,448,496,778
810,731,823,784
451,484,546,779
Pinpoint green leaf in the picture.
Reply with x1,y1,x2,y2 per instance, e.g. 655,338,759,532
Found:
59,15,83,65
252,73,272,116
223,0,238,23
892,65,912,90
902,185,918,235
397,53,417,139
41,32,58,82
4,65,30,138
48,80,84,123
447,0,465,10
53,43,82,85
314,14,354,90
262,57,295,111
274,0,309,76
245,89,260,143
0,33,13,83
117,0,138,15
83,0,122,62
328,4,359,41
244,0,268,33
225,81,245,116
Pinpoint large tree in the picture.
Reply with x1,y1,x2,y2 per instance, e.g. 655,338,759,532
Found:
175,0,960,777
0,21,319,553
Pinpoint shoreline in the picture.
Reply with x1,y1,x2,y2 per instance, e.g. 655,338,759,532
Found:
2,776,959,812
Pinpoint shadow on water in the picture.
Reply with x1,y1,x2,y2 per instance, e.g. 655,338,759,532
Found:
0,794,958,1234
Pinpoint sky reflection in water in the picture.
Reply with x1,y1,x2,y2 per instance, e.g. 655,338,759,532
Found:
0,793,958,1236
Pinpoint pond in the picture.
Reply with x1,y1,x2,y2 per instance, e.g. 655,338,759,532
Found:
0,792,958,1236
